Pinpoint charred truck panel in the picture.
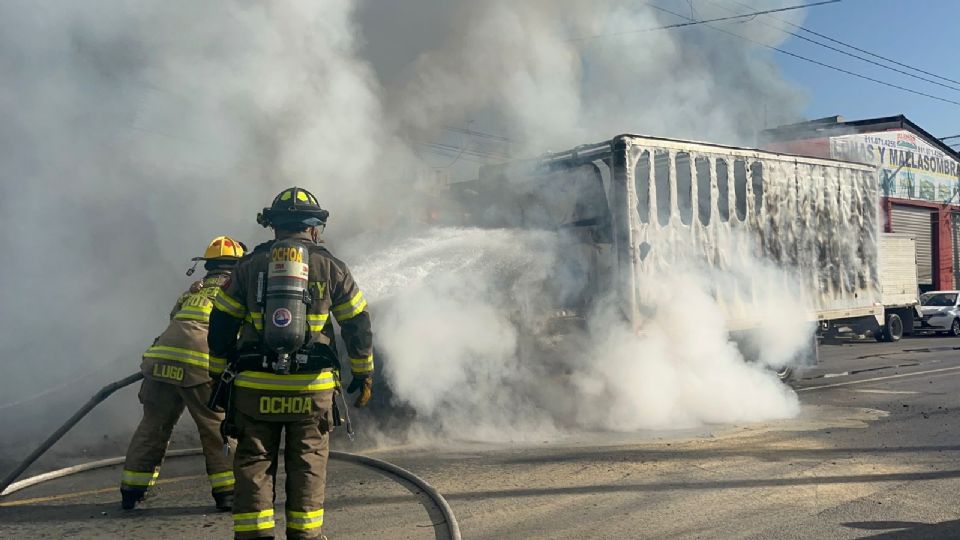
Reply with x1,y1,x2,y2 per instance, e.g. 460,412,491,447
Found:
476,134,887,364
619,136,881,329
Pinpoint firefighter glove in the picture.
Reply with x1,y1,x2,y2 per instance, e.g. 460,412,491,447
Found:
347,375,373,408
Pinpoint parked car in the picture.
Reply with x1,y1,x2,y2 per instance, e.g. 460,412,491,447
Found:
915,291,960,336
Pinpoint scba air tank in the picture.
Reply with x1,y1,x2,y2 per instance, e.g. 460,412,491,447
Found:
263,239,310,367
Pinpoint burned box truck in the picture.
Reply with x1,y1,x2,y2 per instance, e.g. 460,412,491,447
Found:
468,134,911,378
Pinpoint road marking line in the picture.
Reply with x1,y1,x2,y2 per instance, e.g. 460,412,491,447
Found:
799,365,960,392
848,389,920,395
0,474,205,507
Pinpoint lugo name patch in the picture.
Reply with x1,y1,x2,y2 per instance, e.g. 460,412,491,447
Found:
153,364,184,381
259,396,313,414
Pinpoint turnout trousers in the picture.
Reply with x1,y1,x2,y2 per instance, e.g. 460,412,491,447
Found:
232,408,330,539
121,377,235,499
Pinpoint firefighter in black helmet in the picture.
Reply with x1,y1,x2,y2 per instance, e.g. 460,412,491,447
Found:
208,187,374,540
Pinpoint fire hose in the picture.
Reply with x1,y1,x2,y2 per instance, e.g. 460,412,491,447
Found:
0,372,461,540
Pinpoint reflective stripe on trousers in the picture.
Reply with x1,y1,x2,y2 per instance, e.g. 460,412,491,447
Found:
121,469,159,489
287,508,324,531
233,509,275,533
209,470,235,492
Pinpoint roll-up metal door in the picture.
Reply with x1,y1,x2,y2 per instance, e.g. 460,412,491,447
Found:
891,204,933,285
953,213,960,289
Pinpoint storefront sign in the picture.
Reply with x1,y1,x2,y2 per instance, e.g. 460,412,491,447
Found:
829,130,960,202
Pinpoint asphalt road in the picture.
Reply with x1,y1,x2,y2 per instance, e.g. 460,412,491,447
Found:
4,335,960,539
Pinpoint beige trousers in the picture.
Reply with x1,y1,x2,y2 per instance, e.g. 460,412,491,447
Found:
121,377,235,498
231,409,330,540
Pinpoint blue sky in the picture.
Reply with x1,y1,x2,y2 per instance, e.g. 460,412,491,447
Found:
775,0,957,140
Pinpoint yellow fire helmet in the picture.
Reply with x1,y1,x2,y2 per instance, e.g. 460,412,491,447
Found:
186,236,245,276
201,235,245,260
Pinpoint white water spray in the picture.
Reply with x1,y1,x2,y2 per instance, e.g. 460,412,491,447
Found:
349,227,803,441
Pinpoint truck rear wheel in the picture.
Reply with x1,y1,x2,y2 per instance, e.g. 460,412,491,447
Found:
880,313,903,342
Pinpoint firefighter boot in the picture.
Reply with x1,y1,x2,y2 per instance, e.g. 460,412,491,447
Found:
214,490,234,511
120,488,146,510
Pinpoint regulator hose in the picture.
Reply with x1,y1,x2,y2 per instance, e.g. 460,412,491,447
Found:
0,372,461,540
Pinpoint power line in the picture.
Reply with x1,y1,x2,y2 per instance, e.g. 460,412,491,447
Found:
784,33,960,93
645,4,960,108
715,0,960,93
568,0,841,41
730,0,960,88
939,135,960,141
418,141,508,161
419,120,513,168
422,141,508,159
797,27,960,87
443,126,512,143
433,133,468,169
417,146,490,165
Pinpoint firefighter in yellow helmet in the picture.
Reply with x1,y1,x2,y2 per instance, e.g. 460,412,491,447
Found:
208,187,374,540
120,236,245,511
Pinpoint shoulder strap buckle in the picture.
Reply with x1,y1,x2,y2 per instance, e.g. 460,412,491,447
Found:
221,366,237,383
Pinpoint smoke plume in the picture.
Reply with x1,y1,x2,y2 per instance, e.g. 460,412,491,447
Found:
349,228,808,441
0,0,812,455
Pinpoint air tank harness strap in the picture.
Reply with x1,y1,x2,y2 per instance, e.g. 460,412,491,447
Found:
234,349,335,374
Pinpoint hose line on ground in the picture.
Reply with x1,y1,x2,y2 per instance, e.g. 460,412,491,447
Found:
1,449,199,496
0,371,145,494
0,372,461,540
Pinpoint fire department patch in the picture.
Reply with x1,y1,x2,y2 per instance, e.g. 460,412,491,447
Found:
272,307,292,328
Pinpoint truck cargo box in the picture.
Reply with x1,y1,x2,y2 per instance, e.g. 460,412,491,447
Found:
478,134,882,333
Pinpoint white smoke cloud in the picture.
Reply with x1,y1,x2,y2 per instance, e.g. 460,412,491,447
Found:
0,0,403,405
575,267,805,432
576,317,799,430
351,228,807,441
0,0,813,451
363,0,806,154
350,228,566,440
